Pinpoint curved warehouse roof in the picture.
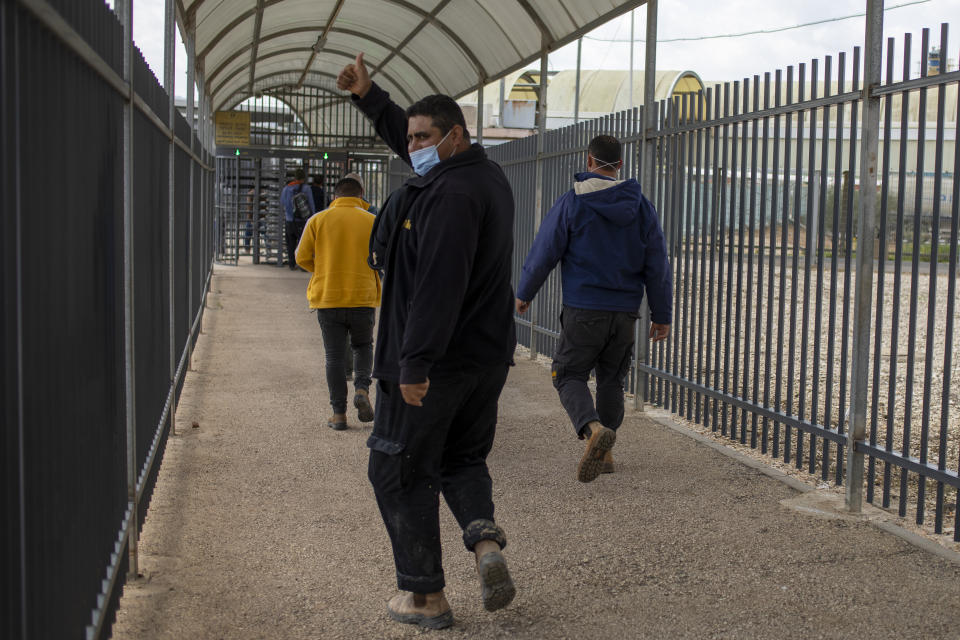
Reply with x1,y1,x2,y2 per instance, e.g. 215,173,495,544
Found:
179,0,649,117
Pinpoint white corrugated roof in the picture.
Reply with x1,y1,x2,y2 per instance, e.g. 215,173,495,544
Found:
178,0,649,114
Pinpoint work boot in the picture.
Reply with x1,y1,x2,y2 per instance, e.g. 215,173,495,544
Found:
386,591,454,629
474,540,515,612
327,413,347,431
353,389,374,422
577,421,616,483
600,449,615,474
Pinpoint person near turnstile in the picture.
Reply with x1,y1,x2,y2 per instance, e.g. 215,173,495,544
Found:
279,167,315,270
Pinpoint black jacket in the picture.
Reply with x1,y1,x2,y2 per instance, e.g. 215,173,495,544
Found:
353,83,516,383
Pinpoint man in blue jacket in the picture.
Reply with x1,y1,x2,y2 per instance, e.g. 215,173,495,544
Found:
338,53,516,630
515,135,672,483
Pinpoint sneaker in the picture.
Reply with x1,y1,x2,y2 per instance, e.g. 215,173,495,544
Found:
476,550,516,612
386,591,453,629
577,422,616,483
327,413,347,431
354,389,374,423
344,371,353,382
600,449,615,474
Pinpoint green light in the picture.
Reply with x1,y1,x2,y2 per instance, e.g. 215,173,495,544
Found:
323,152,329,160
235,148,240,156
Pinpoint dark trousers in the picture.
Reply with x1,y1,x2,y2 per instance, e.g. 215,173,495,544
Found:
367,365,510,593
284,219,305,269
316,308,375,413
552,305,638,437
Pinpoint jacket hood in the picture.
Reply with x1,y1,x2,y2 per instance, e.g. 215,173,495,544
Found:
573,172,644,226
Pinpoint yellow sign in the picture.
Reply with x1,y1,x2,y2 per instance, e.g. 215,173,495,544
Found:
215,111,250,146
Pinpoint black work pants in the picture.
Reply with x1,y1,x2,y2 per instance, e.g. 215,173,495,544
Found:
316,308,375,414
552,305,638,438
367,364,510,593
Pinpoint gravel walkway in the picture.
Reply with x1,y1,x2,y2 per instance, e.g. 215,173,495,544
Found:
112,262,960,640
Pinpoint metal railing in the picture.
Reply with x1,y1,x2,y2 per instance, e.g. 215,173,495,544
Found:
3,1,216,638
491,22,959,541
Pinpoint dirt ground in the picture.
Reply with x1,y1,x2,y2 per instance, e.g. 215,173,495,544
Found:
111,263,960,640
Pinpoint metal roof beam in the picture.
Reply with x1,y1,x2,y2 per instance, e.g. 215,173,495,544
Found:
296,0,346,89
247,0,265,95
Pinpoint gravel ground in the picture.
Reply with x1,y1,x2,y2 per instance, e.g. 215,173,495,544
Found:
112,262,960,639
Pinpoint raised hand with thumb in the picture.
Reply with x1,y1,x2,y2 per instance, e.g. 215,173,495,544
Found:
336,52,372,98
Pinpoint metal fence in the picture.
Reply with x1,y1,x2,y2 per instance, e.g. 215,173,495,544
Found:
491,23,959,541
3,1,215,638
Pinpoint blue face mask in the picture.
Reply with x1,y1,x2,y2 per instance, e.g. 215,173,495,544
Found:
409,129,452,176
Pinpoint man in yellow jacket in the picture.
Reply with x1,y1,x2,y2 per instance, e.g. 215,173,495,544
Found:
296,176,381,430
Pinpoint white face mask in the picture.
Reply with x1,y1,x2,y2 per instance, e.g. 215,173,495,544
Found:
409,129,453,176
590,155,620,176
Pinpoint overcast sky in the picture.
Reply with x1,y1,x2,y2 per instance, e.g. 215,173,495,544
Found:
126,0,959,99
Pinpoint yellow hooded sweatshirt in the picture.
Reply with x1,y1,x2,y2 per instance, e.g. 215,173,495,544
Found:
295,196,381,308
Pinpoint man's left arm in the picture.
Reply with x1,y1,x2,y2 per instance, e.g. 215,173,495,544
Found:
295,219,316,271
639,196,672,335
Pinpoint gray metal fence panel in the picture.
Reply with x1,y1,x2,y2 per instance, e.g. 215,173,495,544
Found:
493,24,959,541
3,2,216,637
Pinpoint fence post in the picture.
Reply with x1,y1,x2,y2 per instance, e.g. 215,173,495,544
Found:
116,0,138,579
165,0,176,437
636,0,658,406
530,42,548,359
846,0,884,512
185,22,196,370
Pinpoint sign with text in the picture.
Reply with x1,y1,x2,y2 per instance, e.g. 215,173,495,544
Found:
214,110,250,146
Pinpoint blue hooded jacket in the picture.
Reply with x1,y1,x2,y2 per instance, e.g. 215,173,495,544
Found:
516,172,672,323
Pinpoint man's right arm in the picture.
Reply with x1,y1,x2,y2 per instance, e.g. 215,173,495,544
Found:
337,53,410,164
516,192,571,304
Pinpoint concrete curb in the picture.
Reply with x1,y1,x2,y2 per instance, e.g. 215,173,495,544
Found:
639,407,960,567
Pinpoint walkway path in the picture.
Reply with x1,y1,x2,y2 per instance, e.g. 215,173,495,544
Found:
112,262,960,640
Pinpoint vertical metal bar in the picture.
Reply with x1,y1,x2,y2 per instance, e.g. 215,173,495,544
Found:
920,23,948,527
812,56,831,476
748,74,761,448
695,90,708,424
762,70,777,454
477,82,484,145
529,43,548,359
117,0,138,579
713,83,730,432
706,87,719,431
944,40,960,541
724,80,740,438
886,34,912,508
629,8,635,108
901,30,929,516
775,66,793,459
186,23,196,365
639,0,657,398
787,63,807,466
827,52,847,484
164,0,176,437
688,92,703,420
839,46,861,483
799,58,819,468
869,40,895,504
734,77,750,444
574,38,582,125
845,0,883,512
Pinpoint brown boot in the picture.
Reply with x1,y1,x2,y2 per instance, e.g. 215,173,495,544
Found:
600,449,615,474
353,388,374,422
327,413,347,431
577,421,616,483
474,540,515,612
386,591,453,629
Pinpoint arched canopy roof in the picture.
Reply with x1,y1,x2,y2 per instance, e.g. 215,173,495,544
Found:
177,0,649,116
